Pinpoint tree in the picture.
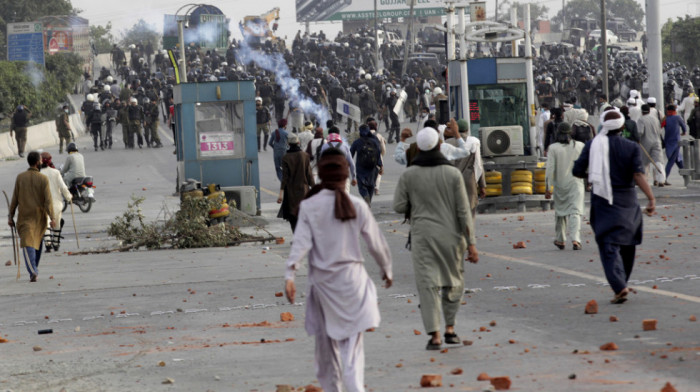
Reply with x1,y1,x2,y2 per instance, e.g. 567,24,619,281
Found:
551,0,645,33
119,19,160,48
91,23,115,54
662,16,700,68
494,0,549,23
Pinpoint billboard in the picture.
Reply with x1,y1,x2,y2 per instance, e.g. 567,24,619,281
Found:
7,22,45,64
296,0,446,22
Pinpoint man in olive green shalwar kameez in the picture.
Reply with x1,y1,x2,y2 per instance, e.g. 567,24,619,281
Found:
393,127,479,351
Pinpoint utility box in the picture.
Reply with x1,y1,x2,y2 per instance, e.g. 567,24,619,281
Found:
174,81,261,215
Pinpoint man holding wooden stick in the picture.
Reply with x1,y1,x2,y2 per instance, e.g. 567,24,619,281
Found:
8,151,55,282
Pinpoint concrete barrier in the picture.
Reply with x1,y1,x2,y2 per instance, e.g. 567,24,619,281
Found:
0,97,86,160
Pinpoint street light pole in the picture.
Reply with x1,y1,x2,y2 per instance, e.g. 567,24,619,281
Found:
178,18,188,83
601,0,608,101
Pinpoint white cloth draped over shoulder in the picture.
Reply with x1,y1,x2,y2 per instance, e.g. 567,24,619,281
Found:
589,110,625,205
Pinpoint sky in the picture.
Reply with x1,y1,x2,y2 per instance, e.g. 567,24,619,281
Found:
71,0,697,44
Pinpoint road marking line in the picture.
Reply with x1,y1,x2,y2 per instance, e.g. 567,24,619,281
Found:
260,186,278,197
482,251,700,304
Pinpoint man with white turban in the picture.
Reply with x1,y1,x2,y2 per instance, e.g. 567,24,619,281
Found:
573,110,656,304
393,127,479,350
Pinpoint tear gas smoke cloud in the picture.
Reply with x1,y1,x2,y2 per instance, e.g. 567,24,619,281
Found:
25,62,45,89
235,23,330,127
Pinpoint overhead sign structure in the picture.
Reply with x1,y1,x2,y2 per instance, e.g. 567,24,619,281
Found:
336,98,361,123
7,22,45,65
296,0,446,22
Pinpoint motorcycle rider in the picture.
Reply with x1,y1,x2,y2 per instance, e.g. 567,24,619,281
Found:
61,143,86,187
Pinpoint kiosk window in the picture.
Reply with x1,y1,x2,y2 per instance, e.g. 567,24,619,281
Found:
195,102,245,159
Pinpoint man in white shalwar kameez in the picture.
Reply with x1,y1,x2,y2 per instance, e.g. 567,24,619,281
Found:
545,122,585,250
285,148,393,392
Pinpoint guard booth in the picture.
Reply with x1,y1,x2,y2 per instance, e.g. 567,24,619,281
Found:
174,81,261,215
448,57,551,212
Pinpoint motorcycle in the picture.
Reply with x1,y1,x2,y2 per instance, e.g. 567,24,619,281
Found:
62,176,96,213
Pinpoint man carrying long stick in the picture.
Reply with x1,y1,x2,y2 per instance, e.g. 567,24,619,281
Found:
8,152,55,282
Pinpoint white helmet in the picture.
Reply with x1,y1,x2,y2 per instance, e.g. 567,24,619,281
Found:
106,76,113,83
365,73,372,80
104,85,111,92
130,97,138,104
255,97,263,103
433,87,443,95
545,77,553,84
86,94,94,102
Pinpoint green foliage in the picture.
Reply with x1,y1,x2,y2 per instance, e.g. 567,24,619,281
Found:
90,23,115,54
0,53,81,126
551,0,645,33
119,19,160,48
662,16,700,68
108,195,250,250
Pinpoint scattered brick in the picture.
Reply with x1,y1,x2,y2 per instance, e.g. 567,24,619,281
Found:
463,340,473,346
599,342,618,351
609,316,619,322
274,292,284,297
450,367,463,375
512,241,527,249
395,363,403,368
304,385,322,392
661,382,678,392
489,320,497,327
275,385,293,392
490,376,512,390
4,260,10,266
689,315,697,322
643,319,658,331
280,312,294,322
477,373,491,381
420,374,443,387
440,348,448,353
584,300,598,314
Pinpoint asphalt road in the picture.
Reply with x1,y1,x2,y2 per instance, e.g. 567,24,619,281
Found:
0,113,699,391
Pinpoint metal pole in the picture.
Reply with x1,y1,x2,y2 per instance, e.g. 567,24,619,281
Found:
374,0,379,70
446,2,455,61
178,19,188,83
458,6,469,129
646,0,663,107
510,6,518,57
562,0,566,32
401,0,416,76
495,0,499,22
601,0,608,101
524,3,537,155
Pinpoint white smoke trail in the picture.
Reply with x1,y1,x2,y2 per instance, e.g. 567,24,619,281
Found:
235,23,330,127
25,62,45,88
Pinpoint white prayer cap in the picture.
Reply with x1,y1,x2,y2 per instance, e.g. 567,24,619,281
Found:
287,133,299,145
627,97,636,105
647,97,657,104
416,127,440,151
601,110,625,132
630,89,639,98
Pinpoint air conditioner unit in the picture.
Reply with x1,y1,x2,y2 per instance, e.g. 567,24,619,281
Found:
220,186,258,216
480,125,524,157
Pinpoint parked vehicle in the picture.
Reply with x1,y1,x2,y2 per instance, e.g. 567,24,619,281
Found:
608,18,637,42
589,29,619,44
63,176,95,213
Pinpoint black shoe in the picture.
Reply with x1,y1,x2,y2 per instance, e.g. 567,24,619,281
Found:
444,332,461,344
30,275,37,282
95,147,98,151
18,153,23,157
426,338,442,350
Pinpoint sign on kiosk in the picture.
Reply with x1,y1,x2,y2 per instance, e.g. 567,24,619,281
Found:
199,132,235,158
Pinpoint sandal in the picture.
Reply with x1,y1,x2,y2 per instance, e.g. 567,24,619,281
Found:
553,241,565,250
610,288,629,304
572,242,582,250
444,332,461,344
426,338,442,350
